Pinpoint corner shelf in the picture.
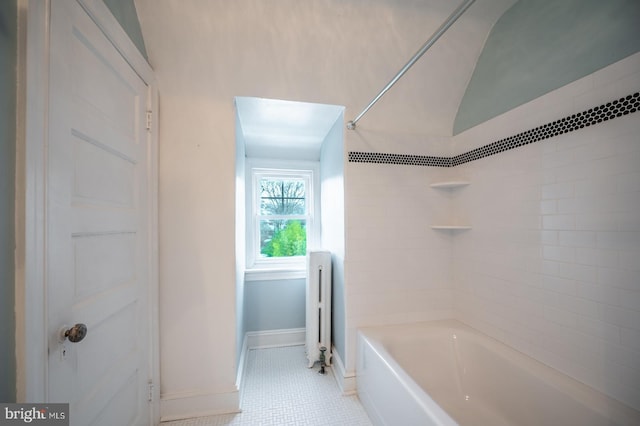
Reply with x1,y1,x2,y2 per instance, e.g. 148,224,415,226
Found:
429,181,470,189
430,180,471,231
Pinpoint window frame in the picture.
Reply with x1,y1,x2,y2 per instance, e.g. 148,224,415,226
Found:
245,159,320,278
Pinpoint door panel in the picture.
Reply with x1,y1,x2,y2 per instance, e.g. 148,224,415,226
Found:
46,1,151,424
72,136,136,206
73,232,136,300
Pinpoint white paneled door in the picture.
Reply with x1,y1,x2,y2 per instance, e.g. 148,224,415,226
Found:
46,1,153,424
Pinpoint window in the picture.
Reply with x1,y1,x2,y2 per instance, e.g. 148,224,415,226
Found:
247,162,318,273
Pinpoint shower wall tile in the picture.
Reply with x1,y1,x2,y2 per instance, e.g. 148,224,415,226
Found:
577,282,621,306
558,230,596,247
619,251,640,270
542,214,574,230
452,52,640,410
621,327,640,352
344,158,454,371
575,247,618,268
347,176,449,267
343,52,640,406
452,55,640,408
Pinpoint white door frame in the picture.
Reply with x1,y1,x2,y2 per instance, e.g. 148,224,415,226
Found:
16,0,159,423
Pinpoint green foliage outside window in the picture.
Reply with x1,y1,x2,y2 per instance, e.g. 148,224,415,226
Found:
258,176,308,258
261,220,306,257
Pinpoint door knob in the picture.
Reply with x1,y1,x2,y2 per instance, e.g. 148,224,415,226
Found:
61,323,88,343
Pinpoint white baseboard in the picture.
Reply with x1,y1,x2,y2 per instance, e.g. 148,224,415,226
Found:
160,389,240,422
236,334,250,390
244,327,306,349
162,329,307,422
331,346,357,395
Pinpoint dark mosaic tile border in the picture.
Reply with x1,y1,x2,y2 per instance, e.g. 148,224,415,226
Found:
348,91,640,168
347,151,450,167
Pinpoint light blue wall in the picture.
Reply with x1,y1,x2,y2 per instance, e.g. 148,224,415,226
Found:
0,0,17,403
454,0,640,134
102,0,148,59
320,113,345,363
243,279,306,332
239,110,345,344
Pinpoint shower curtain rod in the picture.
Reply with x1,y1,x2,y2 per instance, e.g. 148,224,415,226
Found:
346,0,476,130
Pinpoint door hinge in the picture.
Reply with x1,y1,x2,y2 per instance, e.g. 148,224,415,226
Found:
147,381,154,402
145,111,152,131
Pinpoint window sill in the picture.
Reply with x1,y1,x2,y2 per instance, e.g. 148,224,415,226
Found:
244,268,306,281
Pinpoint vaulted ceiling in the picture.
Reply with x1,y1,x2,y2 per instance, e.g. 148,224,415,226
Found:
135,0,516,139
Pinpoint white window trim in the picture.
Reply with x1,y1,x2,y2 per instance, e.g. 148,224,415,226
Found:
245,159,320,280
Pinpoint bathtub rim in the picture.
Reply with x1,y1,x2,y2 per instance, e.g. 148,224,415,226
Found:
357,329,459,426
357,319,640,426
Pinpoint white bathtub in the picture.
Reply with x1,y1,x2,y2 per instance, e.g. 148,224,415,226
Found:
357,320,640,426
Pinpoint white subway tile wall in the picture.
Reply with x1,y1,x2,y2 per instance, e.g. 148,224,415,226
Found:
344,52,640,411
344,162,455,370
452,53,640,409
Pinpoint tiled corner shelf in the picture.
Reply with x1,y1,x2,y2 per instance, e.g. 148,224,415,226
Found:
430,180,471,230
429,181,470,189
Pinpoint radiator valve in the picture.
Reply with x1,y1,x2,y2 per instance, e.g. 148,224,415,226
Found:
319,346,327,375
